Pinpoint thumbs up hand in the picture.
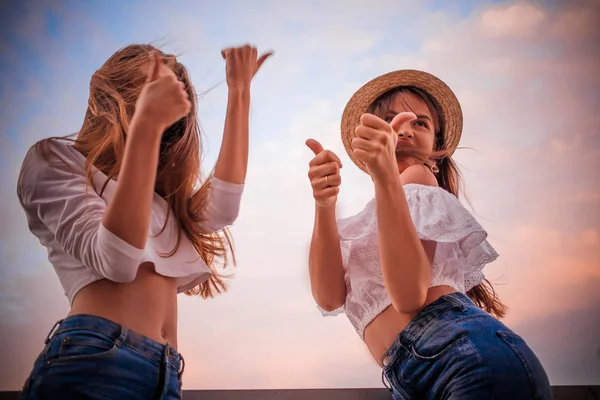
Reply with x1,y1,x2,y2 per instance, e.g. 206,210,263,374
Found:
221,45,273,91
306,139,343,208
352,112,417,181
133,51,192,135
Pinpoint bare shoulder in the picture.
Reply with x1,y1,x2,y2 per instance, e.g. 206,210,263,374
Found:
400,164,438,187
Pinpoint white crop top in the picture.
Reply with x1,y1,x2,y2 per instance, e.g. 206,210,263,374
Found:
319,184,499,339
17,139,244,304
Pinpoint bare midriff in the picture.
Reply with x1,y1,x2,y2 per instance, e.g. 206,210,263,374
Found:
364,285,457,367
69,262,179,348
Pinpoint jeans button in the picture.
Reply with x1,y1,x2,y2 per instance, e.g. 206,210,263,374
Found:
382,355,390,366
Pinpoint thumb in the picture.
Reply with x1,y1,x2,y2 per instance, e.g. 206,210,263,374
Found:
390,111,417,133
145,51,161,84
255,51,274,74
305,138,324,156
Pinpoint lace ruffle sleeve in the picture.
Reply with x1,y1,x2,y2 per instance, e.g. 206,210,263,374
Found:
403,184,499,291
335,185,498,293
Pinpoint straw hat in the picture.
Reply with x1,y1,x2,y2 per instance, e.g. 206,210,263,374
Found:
340,69,463,173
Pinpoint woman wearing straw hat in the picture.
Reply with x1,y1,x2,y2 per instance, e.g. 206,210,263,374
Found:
305,70,552,399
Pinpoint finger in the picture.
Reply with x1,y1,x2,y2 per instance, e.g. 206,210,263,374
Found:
146,51,162,84
355,125,382,140
183,99,192,115
306,139,324,156
360,113,389,130
352,148,372,164
308,161,339,180
322,173,342,187
309,150,343,168
315,186,339,199
390,112,417,133
256,51,274,72
178,91,190,106
322,150,343,168
311,173,338,190
352,137,377,152
180,82,191,100
221,48,231,59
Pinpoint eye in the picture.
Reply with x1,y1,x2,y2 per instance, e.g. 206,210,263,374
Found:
414,120,429,129
384,115,395,123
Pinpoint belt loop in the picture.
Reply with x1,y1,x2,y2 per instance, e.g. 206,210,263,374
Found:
44,319,63,344
447,292,467,311
381,369,393,392
116,325,128,347
178,352,185,379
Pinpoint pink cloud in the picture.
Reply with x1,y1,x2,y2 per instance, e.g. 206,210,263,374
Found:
479,3,546,38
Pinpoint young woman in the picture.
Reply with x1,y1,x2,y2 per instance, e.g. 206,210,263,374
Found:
306,70,553,399
17,43,270,399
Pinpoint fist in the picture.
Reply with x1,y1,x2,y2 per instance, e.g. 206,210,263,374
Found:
306,139,342,208
352,112,416,180
221,44,272,90
134,51,192,133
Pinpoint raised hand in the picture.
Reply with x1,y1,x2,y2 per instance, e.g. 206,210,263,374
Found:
306,139,342,208
221,45,273,91
133,51,192,133
352,112,416,181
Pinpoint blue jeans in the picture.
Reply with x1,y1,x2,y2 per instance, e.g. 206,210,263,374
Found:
382,292,553,400
19,314,184,399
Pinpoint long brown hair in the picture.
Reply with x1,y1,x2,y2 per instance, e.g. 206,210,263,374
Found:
33,44,235,299
368,86,507,318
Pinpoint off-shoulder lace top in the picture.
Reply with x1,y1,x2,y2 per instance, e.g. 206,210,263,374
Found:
319,184,499,340
17,139,244,304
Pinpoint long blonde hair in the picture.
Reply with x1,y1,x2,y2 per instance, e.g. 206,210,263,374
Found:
368,86,507,318
34,44,235,298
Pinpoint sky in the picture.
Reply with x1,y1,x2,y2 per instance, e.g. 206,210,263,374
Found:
1,0,599,391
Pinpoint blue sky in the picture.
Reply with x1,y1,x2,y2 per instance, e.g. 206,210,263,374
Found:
1,0,599,391
1,0,503,145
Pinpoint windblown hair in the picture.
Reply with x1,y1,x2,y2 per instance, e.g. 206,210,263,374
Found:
33,44,235,298
367,86,507,318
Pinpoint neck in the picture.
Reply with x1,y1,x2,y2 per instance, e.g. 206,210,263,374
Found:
396,156,421,175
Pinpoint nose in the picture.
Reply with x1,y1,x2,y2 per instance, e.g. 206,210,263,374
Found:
398,129,414,139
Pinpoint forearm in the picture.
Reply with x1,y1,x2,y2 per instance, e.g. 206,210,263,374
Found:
374,175,430,313
102,117,162,249
213,87,251,184
309,204,346,311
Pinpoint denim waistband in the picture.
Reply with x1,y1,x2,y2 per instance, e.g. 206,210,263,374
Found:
45,314,184,373
401,292,474,344
381,292,477,365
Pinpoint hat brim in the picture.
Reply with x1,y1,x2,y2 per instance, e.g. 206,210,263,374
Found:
340,69,463,173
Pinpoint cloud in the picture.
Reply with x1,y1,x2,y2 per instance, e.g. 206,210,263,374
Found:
480,3,546,38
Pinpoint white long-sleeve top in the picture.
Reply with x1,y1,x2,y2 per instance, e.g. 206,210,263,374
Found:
17,139,244,304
